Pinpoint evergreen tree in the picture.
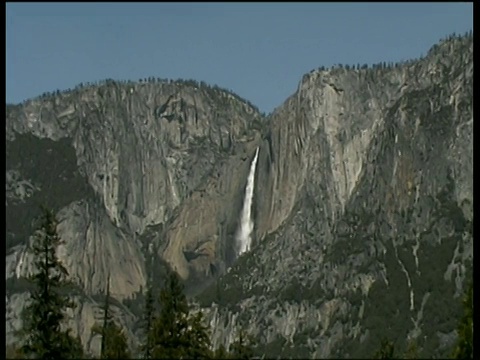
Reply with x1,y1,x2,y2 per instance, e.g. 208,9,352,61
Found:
150,270,192,358
452,280,473,359
6,343,26,359
91,322,130,359
212,344,229,359
403,339,419,359
100,275,112,357
184,311,212,359
141,277,155,359
373,338,395,359
150,270,212,359
229,328,255,359
91,275,131,359
17,207,84,359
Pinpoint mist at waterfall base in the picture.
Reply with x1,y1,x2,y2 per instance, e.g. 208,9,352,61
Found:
235,148,259,257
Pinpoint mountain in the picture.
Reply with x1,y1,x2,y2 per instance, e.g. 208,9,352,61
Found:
5,33,473,358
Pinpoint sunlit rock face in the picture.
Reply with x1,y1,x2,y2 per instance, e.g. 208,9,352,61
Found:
6,79,264,352
6,34,472,358
197,34,473,359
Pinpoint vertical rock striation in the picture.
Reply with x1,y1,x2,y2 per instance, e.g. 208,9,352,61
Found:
6,34,473,358
197,34,473,359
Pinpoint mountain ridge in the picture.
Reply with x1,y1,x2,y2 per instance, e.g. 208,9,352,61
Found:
6,32,473,358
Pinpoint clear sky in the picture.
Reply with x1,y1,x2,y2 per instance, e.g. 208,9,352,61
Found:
6,2,473,113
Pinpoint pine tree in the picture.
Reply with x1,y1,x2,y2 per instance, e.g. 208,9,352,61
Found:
212,344,230,359
229,328,255,359
150,270,191,358
452,280,473,359
141,278,155,359
150,269,212,359
100,275,112,357
184,311,212,359
92,322,131,359
6,343,26,359
105,322,130,359
373,338,395,359
403,339,419,359
91,275,131,359
17,207,84,359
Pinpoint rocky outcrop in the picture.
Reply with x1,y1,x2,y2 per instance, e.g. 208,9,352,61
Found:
6,34,473,358
6,80,264,352
197,34,473,359
6,80,264,295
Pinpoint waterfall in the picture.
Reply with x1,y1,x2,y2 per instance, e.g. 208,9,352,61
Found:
236,147,259,256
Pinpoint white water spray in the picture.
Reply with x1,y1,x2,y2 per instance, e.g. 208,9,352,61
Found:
236,148,259,256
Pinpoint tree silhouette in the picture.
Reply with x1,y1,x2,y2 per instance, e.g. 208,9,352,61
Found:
149,270,211,359
91,275,131,359
452,280,473,359
229,328,256,359
17,207,83,359
373,338,395,359
140,271,155,359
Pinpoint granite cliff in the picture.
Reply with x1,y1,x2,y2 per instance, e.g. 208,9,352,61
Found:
6,33,473,358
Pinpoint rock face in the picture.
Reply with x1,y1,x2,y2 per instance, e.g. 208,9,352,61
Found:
5,34,473,358
197,34,473,359
6,80,264,354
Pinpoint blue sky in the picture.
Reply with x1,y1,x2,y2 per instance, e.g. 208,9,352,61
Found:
6,2,473,113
